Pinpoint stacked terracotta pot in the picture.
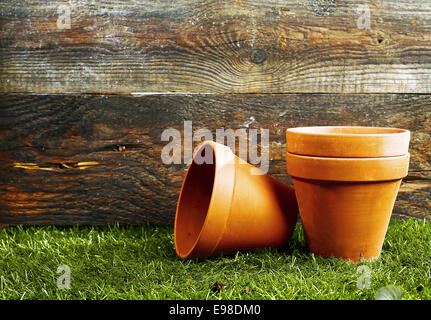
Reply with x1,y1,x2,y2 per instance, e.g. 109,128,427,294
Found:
286,126,410,262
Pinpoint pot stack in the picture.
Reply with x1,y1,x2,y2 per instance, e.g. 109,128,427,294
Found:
286,126,410,262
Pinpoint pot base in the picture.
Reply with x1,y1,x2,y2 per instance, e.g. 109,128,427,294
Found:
292,177,402,262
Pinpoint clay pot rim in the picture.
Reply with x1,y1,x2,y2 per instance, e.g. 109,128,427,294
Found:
286,126,409,137
174,141,235,259
286,126,410,158
286,152,410,182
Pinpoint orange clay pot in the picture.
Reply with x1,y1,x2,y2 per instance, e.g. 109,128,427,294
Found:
286,152,410,262
286,126,410,158
175,141,298,259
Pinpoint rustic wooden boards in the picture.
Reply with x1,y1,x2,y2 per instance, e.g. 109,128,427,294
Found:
1,93,430,225
1,0,431,94
1,0,430,225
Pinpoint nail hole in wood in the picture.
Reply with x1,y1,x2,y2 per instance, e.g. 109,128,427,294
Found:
250,49,267,64
115,145,126,152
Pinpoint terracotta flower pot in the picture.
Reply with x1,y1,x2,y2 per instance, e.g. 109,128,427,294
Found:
286,126,410,158
286,152,410,262
175,141,298,259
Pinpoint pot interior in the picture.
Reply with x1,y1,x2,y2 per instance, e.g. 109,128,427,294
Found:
175,146,216,257
288,126,406,135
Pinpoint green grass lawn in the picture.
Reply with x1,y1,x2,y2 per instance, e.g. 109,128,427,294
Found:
0,217,430,300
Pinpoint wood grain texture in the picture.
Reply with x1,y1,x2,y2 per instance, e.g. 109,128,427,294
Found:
1,0,431,94
0,93,430,225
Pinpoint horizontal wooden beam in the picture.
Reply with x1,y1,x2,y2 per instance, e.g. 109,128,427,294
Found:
1,0,431,94
0,93,430,224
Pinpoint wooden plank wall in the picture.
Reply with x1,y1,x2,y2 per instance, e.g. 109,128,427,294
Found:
1,1,430,225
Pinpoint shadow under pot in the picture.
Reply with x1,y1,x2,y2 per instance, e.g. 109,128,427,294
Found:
286,152,410,262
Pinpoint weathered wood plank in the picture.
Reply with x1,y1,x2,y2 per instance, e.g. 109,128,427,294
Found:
1,0,431,94
0,93,430,224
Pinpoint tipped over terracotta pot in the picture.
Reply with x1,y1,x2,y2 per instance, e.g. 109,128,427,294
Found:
286,125,410,262
175,141,298,259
